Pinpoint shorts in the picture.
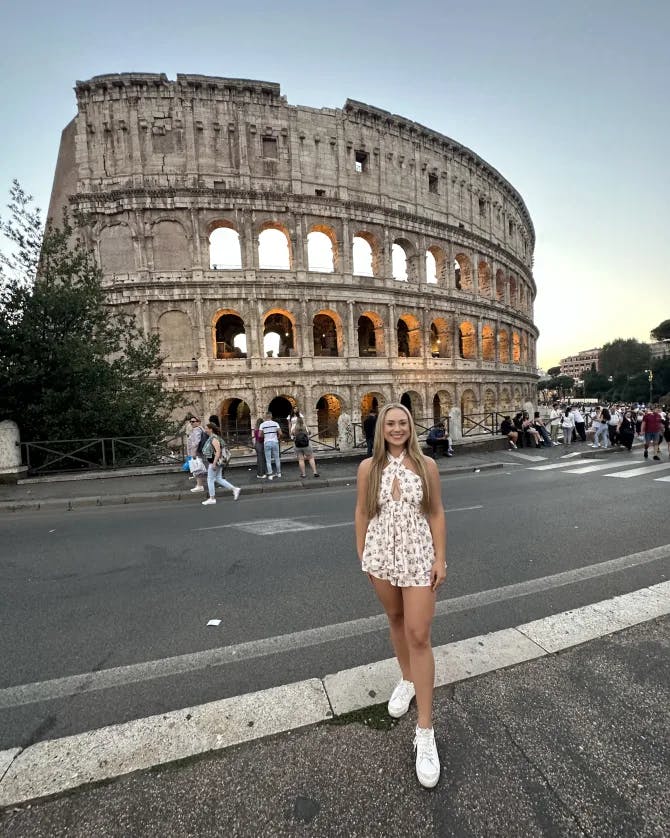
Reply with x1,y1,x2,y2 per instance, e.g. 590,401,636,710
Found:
294,445,313,458
644,432,661,444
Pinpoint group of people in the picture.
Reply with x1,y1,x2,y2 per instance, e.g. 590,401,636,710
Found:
364,409,454,459
251,408,321,480
185,417,242,506
500,410,558,449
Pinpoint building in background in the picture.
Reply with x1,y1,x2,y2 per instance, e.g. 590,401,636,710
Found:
48,73,539,440
560,348,600,379
650,341,670,361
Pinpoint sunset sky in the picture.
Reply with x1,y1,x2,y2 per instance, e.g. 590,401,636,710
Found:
1,0,668,370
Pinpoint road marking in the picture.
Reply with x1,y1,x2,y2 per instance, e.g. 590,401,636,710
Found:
528,461,586,471
606,462,670,479
0,543,668,711
2,581,669,807
565,461,643,475
560,452,582,459
508,452,547,462
655,476,670,482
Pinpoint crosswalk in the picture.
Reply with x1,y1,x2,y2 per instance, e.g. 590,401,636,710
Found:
520,450,670,484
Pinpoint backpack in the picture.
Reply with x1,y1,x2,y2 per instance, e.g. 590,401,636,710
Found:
196,427,207,455
294,430,309,448
217,438,232,467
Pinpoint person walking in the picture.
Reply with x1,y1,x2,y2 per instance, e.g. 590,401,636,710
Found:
186,417,208,493
598,408,612,449
549,403,561,444
561,408,575,445
260,411,282,479
363,408,378,457
662,409,670,458
641,407,663,460
292,417,320,478
201,423,241,505
617,410,635,452
355,403,447,788
253,417,266,479
570,405,586,442
607,406,621,447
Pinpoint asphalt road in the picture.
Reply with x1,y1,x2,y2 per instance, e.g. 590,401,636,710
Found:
2,454,669,750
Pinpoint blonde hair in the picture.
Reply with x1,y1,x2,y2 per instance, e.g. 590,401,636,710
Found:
365,402,430,518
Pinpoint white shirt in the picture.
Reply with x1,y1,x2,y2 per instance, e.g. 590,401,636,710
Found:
259,420,281,443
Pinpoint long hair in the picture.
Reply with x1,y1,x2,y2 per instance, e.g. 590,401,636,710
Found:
365,402,430,519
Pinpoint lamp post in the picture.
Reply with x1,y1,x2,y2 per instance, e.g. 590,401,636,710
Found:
644,369,653,405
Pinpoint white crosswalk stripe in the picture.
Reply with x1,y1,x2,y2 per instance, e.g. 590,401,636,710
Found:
655,476,670,482
529,461,588,471
508,452,547,462
566,461,643,475
525,455,670,484
606,462,670,479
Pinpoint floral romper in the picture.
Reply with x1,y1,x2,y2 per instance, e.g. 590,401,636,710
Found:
361,451,435,587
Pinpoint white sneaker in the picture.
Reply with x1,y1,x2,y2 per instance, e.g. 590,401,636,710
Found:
190,486,205,493
388,679,415,718
268,474,274,481
202,498,216,505
414,726,440,788
233,487,241,501
277,472,282,478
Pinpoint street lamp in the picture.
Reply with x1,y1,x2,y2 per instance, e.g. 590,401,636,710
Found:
644,369,653,405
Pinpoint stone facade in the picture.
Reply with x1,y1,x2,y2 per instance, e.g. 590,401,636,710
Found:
560,348,601,378
48,73,539,440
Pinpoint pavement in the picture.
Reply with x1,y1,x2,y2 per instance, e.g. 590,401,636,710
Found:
2,436,669,836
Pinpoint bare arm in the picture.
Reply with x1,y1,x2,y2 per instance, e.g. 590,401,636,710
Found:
424,456,447,590
354,458,372,562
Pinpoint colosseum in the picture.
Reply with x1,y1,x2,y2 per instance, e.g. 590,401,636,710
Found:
48,73,539,444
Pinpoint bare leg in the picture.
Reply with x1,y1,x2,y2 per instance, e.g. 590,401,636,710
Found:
402,587,436,729
297,454,306,477
369,577,411,680
308,455,318,475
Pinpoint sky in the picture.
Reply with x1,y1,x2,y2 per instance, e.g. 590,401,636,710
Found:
1,0,668,371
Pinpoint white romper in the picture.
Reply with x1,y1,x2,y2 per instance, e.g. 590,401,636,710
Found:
361,451,435,587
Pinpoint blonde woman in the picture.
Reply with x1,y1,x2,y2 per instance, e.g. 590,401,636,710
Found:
355,403,447,788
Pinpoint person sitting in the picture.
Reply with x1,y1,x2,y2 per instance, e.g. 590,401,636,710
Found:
532,411,554,446
521,412,543,447
427,421,454,457
500,416,518,449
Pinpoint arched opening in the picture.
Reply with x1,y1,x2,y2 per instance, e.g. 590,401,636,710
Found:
313,312,340,357
316,393,342,439
361,391,385,418
482,325,495,361
512,332,521,364
509,275,518,308
392,242,408,281
499,329,510,363
209,225,242,270
495,269,506,302
426,245,446,285
483,388,496,412
307,227,336,273
357,312,384,357
267,395,295,438
478,260,492,297
461,389,479,422
430,318,451,358
433,390,452,423
397,314,422,358
458,321,476,360
258,225,292,270
454,253,472,291
218,398,251,441
352,231,380,276
263,311,295,357
214,311,247,359
400,391,423,418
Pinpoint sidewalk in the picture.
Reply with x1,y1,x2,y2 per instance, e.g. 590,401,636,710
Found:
1,611,668,837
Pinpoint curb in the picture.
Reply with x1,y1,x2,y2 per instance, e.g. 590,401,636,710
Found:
1,580,668,808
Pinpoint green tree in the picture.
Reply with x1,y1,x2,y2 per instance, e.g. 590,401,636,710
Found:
583,369,611,398
650,319,670,342
0,180,184,443
555,375,574,397
598,338,650,379
547,365,561,377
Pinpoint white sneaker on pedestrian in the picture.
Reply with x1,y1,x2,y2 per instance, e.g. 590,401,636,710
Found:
202,498,216,505
388,679,415,718
414,726,440,788
268,474,274,481
233,487,241,501
277,472,282,478
256,474,267,479
190,486,205,493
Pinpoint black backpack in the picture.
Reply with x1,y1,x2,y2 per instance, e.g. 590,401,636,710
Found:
294,430,309,448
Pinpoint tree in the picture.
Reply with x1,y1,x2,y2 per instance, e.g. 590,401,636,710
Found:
598,338,650,379
0,180,184,443
650,319,670,343
555,375,574,397
547,365,561,377
583,370,611,398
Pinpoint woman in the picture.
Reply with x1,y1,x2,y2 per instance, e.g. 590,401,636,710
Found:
355,403,447,788
561,408,575,445
253,418,266,479
597,407,611,449
288,406,304,440
186,417,208,493
617,410,635,452
292,417,319,478
201,422,241,506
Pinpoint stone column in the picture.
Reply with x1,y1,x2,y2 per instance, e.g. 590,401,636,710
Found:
388,303,397,357
382,227,393,279
476,318,483,361
301,299,312,357
341,219,352,274
346,300,356,358
194,296,208,361
0,420,26,481
292,214,307,272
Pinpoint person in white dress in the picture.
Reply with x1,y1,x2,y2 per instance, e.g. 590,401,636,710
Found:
355,403,447,788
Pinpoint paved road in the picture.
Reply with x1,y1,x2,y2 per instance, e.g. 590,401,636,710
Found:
2,446,669,751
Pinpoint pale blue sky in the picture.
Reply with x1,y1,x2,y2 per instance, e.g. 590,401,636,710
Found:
1,0,668,369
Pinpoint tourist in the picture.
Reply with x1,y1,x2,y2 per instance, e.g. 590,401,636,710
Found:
253,417,266,478
641,407,663,460
292,417,320,478
561,408,575,445
260,411,282,479
363,408,378,458
186,417,208,493
548,402,562,444
500,415,518,449
355,403,447,788
201,423,241,505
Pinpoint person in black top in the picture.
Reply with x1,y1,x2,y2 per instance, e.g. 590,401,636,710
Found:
500,416,518,449
363,409,378,457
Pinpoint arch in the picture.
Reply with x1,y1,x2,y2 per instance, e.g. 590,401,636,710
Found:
361,391,386,418
98,224,134,274
483,387,496,412
152,219,190,271
213,310,246,359
313,310,341,357
392,237,417,282
478,260,492,297
458,321,476,360
397,313,422,358
307,225,336,273
217,398,251,440
482,324,495,361
400,390,423,418
157,310,194,360
499,387,512,411
454,253,472,291
358,311,385,357
258,223,292,270
460,388,479,418
209,224,242,270
495,269,506,302
521,332,529,363
425,245,446,285
316,393,343,439
263,309,295,357
509,275,518,308
512,331,521,364
433,390,452,422
352,231,381,277
267,395,296,437
430,318,451,358
499,328,510,363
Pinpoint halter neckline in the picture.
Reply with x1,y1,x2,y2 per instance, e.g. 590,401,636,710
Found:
387,449,407,465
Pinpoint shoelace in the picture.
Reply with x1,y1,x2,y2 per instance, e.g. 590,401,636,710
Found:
414,730,438,766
